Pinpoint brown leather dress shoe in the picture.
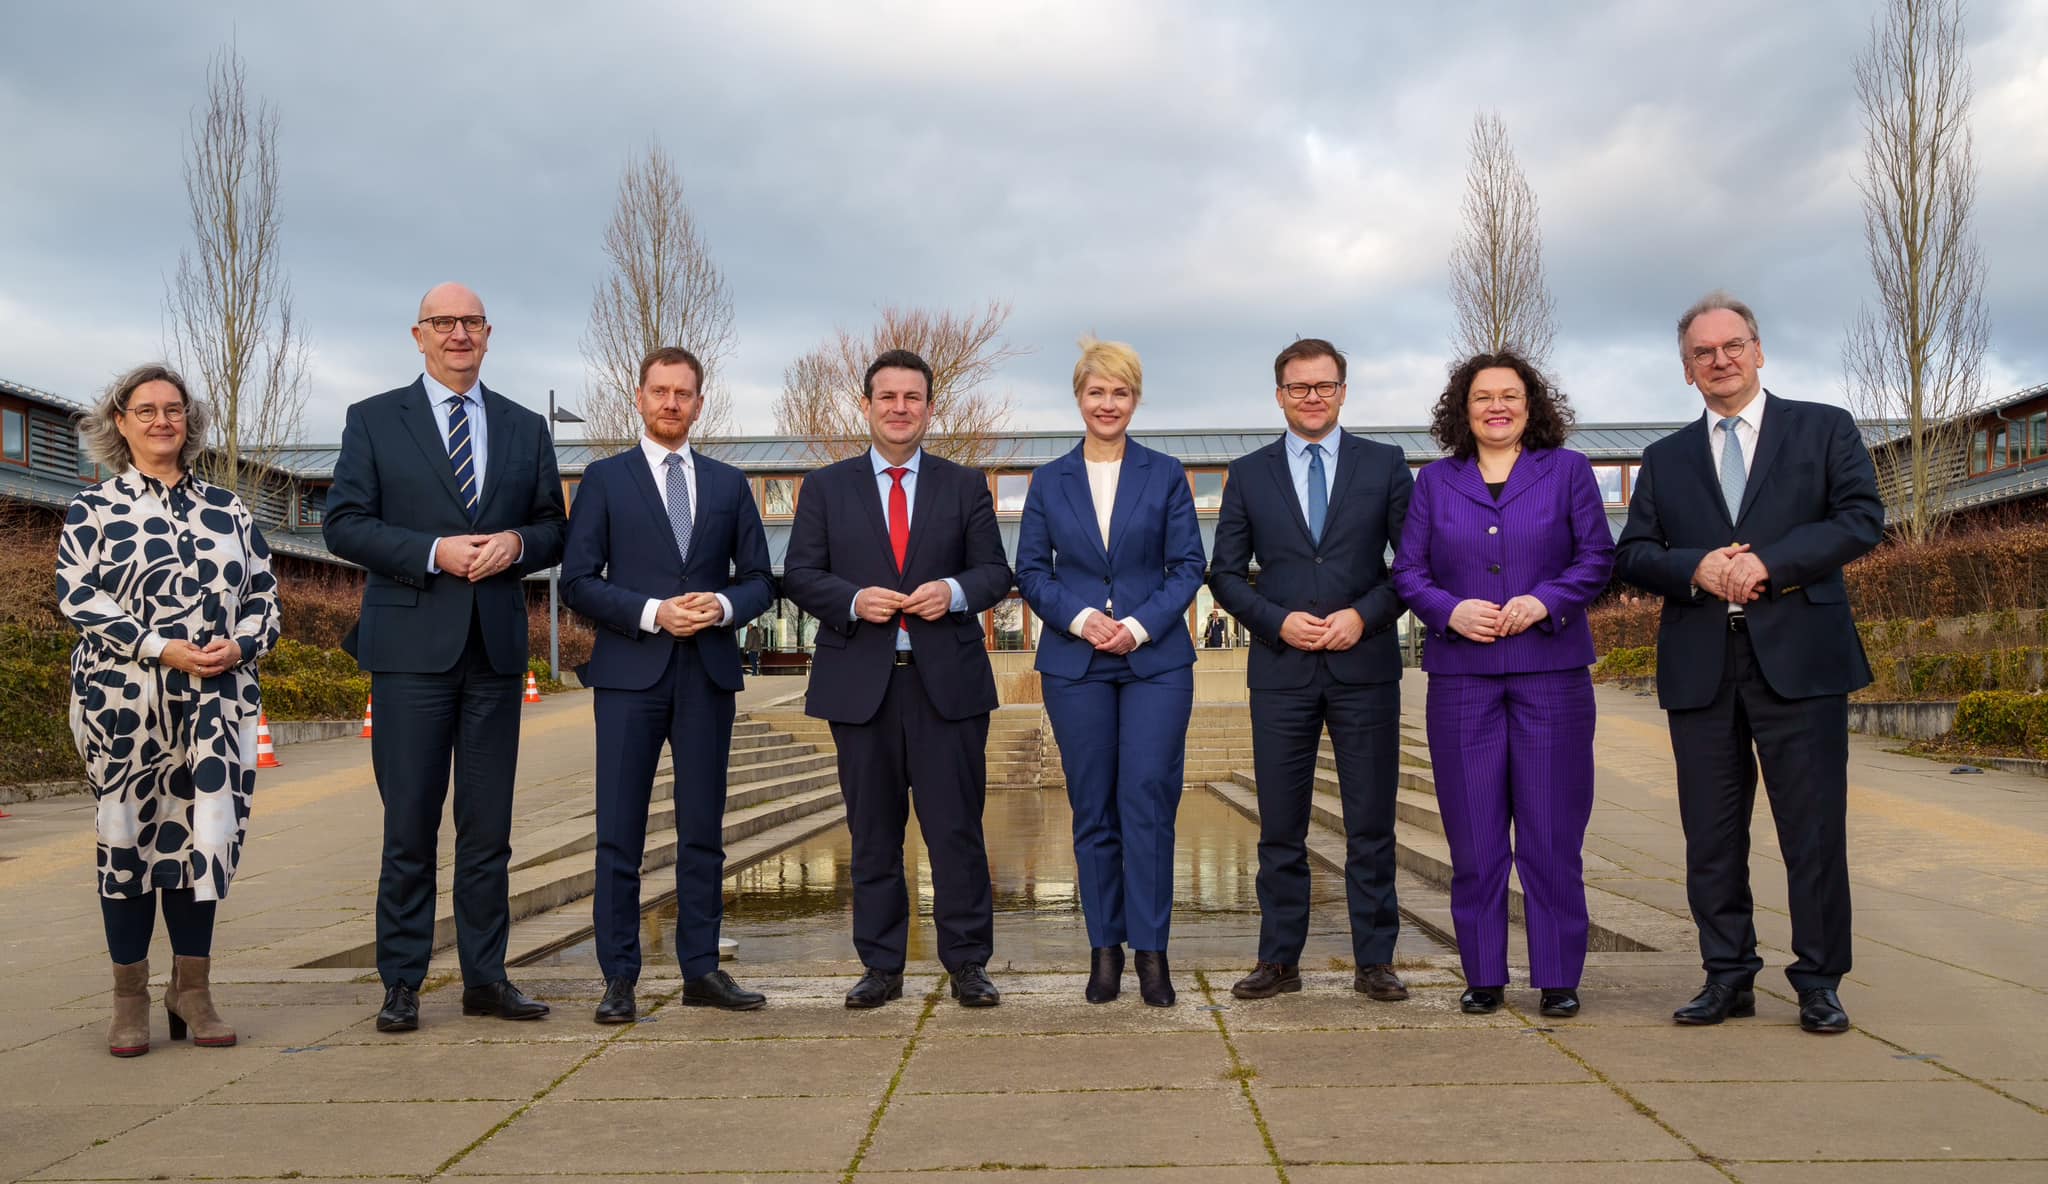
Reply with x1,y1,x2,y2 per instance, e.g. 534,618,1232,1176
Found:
1354,963,1410,1002
1230,961,1301,999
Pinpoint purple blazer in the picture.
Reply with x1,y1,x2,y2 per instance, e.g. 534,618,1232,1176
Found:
1392,447,1615,676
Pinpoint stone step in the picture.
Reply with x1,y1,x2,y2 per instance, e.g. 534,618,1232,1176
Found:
506,763,839,873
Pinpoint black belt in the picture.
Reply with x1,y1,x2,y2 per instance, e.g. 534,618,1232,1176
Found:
892,650,916,666
1728,613,1748,634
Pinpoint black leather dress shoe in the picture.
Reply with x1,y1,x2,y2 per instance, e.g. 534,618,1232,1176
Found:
1085,946,1124,1004
594,976,637,1024
951,963,1001,1007
1355,963,1410,1002
461,979,550,1021
1798,987,1850,1034
1461,986,1504,1014
375,983,419,1032
684,969,767,1011
845,968,904,1009
1231,962,1301,1000
1134,950,1175,1007
1539,988,1581,1018
1673,982,1756,1026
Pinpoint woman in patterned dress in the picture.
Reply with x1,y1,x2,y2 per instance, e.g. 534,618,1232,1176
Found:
57,364,280,1057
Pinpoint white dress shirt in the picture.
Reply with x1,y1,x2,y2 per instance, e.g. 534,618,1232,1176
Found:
423,374,523,573
850,448,967,651
635,437,733,634
1068,455,1150,646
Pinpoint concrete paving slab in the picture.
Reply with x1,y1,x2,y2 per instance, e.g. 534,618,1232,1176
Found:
861,1172,1277,1184
901,1031,1234,1093
612,987,937,1040
1554,1025,1950,1083
1288,1166,1726,1183
550,1037,900,1099
1255,1081,1689,1164
0,1033,261,1105
1856,1023,2048,1081
31,1100,518,1179
449,1096,871,1175
451,1177,841,1184
1231,1028,1593,1087
1731,1162,2048,1182
0,1104,169,1182
862,1088,1269,1170
920,991,1220,1036
208,1040,591,1102
1211,987,1522,1032
1625,1080,2048,1161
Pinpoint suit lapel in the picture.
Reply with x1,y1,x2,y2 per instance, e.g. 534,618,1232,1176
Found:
1057,448,1107,563
1735,391,1786,526
852,451,898,577
1680,417,1736,532
474,386,515,519
397,380,469,511
1323,431,1362,531
1264,438,1315,547
1493,447,1555,509
1106,443,1150,559
623,446,685,569
1446,455,1493,507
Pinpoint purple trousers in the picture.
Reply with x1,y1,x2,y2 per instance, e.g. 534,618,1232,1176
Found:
1425,669,1596,989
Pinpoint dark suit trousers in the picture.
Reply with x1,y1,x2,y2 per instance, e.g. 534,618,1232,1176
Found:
1668,628,1853,991
1250,666,1403,967
830,663,994,974
592,642,735,981
371,612,521,989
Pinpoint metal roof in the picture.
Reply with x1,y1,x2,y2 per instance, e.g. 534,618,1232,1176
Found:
0,376,87,413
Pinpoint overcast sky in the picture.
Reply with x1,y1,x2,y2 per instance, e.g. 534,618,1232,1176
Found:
3,1,2043,444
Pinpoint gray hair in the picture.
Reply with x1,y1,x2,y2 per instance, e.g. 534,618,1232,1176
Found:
1676,291,1761,351
79,364,211,474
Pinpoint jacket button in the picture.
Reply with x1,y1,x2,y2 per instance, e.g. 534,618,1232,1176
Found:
1104,576,1112,585
1487,525,1498,535
1488,563,1501,573
1314,556,1324,565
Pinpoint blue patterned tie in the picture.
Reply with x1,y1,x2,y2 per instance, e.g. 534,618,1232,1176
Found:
445,396,478,520
1305,442,1328,544
1718,417,1746,519
663,452,693,567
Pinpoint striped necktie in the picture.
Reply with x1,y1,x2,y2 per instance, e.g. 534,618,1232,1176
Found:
446,396,478,520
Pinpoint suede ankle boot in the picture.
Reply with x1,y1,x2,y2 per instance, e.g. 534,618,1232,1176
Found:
165,955,237,1047
109,959,150,1057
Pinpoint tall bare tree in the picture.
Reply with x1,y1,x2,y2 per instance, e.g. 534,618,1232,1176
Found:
1843,0,1990,544
772,301,1023,467
1448,110,1557,367
580,142,738,442
165,46,308,513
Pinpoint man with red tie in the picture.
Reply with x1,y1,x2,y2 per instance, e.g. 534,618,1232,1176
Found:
782,349,1014,1009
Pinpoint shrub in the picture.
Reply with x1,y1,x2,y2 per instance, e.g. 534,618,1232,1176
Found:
257,638,371,721
1846,521,2048,621
0,624,83,784
1589,597,1660,653
275,560,364,648
1593,645,1657,680
1947,691,2048,758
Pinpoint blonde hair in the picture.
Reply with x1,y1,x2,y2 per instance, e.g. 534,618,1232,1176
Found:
1072,335,1143,401
80,363,211,474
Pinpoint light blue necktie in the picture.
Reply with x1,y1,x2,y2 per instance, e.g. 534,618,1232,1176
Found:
663,452,693,567
1717,417,1746,519
1305,442,1328,544
445,397,478,520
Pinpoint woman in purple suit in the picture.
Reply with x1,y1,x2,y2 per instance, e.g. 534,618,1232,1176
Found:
1392,351,1614,1017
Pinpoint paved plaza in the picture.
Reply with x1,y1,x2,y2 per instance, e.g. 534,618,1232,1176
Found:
2,677,2045,1182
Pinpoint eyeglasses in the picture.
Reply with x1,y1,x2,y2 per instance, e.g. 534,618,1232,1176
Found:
1279,382,1343,401
418,315,489,334
122,403,187,424
1688,337,1753,366
1469,393,1526,410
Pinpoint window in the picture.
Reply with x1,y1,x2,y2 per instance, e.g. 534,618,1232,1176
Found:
1993,427,2010,470
1,408,24,464
1970,431,1989,474
76,426,107,480
1190,470,1224,510
1592,464,1626,505
760,477,797,517
2030,412,2047,458
298,483,329,527
994,472,1030,513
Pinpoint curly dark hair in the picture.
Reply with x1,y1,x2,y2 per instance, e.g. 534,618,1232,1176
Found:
1428,350,1575,459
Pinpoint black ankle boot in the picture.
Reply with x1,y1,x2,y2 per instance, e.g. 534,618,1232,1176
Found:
1086,946,1124,1003
1134,950,1175,1007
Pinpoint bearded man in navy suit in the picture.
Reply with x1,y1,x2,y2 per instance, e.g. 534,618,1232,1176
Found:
560,347,776,1022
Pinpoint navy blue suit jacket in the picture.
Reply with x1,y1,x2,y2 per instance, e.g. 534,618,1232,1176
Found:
1014,439,1206,680
559,446,775,693
1615,392,1883,710
324,379,567,676
782,450,1012,725
1208,430,1413,689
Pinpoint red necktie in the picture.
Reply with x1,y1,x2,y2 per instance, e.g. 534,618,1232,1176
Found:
886,467,910,631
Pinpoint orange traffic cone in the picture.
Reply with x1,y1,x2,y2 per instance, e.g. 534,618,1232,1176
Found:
523,671,542,704
255,713,281,768
360,695,374,739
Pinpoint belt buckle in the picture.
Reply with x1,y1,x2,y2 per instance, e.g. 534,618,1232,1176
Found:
893,651,914,666
1728,613,1748,634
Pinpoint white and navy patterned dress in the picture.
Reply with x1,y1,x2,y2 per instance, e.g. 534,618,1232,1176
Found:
55,468,281,901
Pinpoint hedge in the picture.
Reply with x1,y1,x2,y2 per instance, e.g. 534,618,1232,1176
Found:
1948,691,2048,758
1592,645,1657,680
0,625,84,783
260,638,373,722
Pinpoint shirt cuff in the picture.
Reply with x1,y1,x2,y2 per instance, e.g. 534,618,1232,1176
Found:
1119,616,1150,646
640,599,662,634
1069,607,1098,636
509,531,525,562
138,633,169,662
427,537,444,575
849,594,862,622
714,593,733,627
944,578,966,613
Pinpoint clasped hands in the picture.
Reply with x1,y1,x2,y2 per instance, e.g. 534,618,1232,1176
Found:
855,581,954,625
1693,543,1768,605
1078,610,1138,656
1279,607,1367,652
435,532,523,582
160,636,240,678
1448,595,1551,644
655,592,726,638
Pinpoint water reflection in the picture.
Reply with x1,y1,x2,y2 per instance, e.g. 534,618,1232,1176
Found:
536,790,1447,969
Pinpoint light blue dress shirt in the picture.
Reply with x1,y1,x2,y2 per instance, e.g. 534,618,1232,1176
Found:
851,447,967,651
1283,427,1341,523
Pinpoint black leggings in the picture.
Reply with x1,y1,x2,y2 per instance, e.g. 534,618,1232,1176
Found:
101,889,216,964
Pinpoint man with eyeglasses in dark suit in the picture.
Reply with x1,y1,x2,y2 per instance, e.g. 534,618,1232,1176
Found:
325,283,568,1033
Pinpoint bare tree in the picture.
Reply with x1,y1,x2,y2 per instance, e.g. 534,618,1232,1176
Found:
1447,110,1557,367
164,46,308,514
580,142,738,442
772,301,1023,467
1843,0,1990,544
